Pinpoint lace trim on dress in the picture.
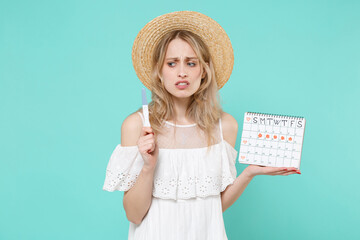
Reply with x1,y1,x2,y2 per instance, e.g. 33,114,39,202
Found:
103,141,238,200
103,145,144,192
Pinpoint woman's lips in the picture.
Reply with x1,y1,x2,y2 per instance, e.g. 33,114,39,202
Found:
175,81,190,90
176,84,189,89
175,80,189,84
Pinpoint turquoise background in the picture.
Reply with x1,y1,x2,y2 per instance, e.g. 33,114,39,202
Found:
1,0,359,239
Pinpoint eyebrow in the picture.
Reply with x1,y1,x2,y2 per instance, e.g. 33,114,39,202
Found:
165,57,198,60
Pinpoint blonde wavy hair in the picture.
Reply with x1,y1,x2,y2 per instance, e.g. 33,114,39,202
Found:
137,30,223,148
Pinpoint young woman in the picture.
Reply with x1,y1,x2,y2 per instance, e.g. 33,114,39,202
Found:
103,11,300,240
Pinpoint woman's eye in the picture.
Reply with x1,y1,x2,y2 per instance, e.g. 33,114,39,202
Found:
167,62,196,67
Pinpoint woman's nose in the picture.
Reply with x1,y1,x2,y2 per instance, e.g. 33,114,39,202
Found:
178,72,187,77
178,63,188,78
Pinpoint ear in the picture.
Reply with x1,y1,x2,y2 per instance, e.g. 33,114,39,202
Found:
201,62,209,79
201,71,206,79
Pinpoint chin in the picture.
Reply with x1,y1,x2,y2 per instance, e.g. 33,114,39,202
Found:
172,93,193,100
172,89,197,98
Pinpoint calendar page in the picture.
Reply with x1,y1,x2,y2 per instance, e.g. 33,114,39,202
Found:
239,112,306,169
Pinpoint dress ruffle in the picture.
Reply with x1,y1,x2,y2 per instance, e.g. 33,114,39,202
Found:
103,140,238,200
103,145,144,192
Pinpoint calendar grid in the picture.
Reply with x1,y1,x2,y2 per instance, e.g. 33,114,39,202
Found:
239,112,306,169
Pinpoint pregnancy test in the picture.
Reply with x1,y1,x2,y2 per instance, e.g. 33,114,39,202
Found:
141,88,151,127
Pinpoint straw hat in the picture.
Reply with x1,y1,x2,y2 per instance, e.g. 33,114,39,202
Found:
132,11,234,90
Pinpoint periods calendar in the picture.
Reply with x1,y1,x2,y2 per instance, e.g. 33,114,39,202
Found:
239,112,306,169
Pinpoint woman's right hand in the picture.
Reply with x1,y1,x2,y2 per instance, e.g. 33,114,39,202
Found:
137,127,159,171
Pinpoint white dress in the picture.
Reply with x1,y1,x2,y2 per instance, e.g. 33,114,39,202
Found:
103,112,238,240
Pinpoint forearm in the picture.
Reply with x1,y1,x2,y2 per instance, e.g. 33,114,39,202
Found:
221,170,254,212
123,166,155,224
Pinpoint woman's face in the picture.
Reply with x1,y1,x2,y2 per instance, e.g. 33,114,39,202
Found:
161,38,205,101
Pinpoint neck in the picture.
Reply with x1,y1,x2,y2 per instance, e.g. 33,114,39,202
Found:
170,96,193,124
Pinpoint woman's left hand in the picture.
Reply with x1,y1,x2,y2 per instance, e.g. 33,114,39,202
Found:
243,164,301,179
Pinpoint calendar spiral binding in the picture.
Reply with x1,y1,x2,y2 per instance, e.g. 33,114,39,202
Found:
246,112,305,120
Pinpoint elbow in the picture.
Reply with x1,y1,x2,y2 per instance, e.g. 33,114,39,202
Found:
123,196,141,224
221,204,227,213
220,193,228,213
222,206,228,213
126,213,143,225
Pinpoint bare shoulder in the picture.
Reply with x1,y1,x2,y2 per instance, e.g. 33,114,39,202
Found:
121,111,143,146
220,112,238,148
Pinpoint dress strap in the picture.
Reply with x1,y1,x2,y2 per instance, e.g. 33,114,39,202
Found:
137,111,144,126
219,118,224,141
